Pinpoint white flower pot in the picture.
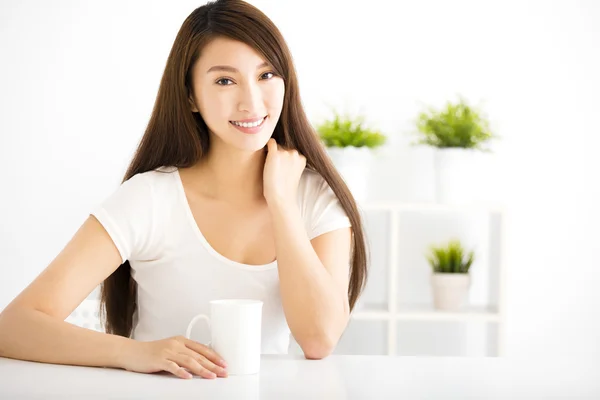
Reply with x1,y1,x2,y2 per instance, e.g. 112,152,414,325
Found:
430,273,471,311
433,148,481,205
326,146,373,203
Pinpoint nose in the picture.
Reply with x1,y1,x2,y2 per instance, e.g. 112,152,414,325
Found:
237,82,263,114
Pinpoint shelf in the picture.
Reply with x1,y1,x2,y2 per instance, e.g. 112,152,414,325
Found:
352,305,500,323
359,201,504,213
348,198,507,356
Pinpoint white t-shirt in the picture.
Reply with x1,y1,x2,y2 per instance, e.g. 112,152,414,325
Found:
91,166,351,354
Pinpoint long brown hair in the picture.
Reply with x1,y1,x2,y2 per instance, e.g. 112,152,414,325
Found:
100,0,369,337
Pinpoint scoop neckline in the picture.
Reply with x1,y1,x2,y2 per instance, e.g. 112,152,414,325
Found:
172,167,278,271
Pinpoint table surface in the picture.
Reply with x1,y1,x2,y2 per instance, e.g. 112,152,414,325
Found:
1,354,598,399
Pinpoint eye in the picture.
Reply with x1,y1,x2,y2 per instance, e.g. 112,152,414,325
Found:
216,78,234,86
261,71,276,80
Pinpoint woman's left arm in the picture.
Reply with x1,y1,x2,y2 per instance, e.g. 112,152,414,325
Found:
270,203,351,359
263,139,352,360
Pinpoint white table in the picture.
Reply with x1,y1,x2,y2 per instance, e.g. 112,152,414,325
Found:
0,354,598,399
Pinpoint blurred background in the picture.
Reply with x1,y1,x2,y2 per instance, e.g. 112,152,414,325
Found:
1,0,598,360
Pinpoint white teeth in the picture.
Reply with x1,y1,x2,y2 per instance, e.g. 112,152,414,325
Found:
231,117,265,128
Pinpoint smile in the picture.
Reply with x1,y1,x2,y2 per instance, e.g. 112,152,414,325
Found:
230,116,267,128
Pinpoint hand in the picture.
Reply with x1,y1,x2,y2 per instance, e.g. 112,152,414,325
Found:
119,336,228,379
263,138,306,207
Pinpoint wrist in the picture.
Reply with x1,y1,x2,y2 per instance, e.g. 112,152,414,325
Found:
266,197,298,215
110,335,138,370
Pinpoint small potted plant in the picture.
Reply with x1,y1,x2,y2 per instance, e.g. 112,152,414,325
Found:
426,239,474,311
315,111,386,202
412,95,498,204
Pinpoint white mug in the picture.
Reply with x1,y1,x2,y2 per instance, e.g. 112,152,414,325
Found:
185,299,263,375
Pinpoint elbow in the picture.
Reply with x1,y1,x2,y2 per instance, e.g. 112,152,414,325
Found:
300,334,336,360
296,301,349,360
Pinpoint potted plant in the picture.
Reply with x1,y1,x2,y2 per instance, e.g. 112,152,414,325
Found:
426,239,474,311
412,95,498,204
316,111,386,202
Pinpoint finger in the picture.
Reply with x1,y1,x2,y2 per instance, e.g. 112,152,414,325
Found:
183,349,228,378
163,360,193,380
183,338,228,368
172,354,217,379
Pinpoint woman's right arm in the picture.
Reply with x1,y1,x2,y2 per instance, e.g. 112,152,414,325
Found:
0,215,134,368
0,216,227,379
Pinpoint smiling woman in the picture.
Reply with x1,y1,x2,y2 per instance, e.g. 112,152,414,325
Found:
0,0,368,381
188,38,285,149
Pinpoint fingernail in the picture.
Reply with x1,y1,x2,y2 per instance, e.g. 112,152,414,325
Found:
220,360,228,368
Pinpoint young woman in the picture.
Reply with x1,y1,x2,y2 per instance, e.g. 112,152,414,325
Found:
0,0,368,380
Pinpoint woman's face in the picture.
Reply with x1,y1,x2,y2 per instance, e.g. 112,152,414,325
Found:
189,36,285,153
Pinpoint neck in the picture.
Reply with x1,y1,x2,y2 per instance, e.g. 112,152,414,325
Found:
192,141,267,204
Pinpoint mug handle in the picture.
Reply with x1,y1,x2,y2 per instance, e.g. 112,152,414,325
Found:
185,314,211,346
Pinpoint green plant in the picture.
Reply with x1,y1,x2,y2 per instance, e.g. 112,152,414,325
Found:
426,239,474,274
413,96,496,151
316,112,386,148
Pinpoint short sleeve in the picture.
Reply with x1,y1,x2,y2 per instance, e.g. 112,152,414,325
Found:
91,172,156,263
299,169,352,240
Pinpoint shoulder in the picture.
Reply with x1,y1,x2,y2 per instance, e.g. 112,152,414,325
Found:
133,166,178,188
92,168,176,262
97,166,179,216
121,166,179,199
297,168,351,239
297,168,330,198
297,168,336,214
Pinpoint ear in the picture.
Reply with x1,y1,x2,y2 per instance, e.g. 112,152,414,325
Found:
188,93,199,113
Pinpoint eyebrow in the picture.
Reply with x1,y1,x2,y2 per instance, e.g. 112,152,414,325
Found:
206,61,270,74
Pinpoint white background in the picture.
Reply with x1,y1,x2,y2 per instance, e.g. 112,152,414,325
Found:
1,0,599,360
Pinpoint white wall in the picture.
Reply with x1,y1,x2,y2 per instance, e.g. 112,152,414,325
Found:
1,0,599,360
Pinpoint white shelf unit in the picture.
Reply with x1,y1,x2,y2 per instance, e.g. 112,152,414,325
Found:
348,201,507,357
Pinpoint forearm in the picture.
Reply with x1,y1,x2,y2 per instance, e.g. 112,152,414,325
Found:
269,204,349,357
0,307,132,369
